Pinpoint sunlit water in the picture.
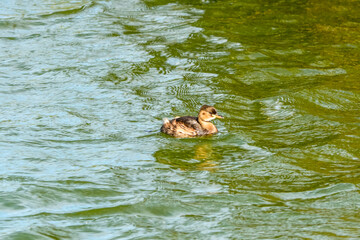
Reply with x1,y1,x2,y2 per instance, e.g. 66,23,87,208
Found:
1,0,359,239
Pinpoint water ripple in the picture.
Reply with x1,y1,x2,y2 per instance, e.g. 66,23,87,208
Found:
1,0,359,239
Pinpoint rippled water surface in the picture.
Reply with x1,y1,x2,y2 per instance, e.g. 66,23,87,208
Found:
1,0,359,239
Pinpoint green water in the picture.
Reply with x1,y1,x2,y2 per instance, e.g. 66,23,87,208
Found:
1,0,359,239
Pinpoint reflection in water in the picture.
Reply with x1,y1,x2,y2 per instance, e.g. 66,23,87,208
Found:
154,142,220,171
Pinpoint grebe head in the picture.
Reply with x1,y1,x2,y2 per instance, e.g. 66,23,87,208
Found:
198,105,223,122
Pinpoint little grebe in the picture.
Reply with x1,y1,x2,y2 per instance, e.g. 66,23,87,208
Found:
160,105,223,138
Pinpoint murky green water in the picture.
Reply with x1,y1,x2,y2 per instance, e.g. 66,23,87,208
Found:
1,0,359,239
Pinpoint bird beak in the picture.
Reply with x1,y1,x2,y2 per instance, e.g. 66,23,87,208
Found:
214,114,224,119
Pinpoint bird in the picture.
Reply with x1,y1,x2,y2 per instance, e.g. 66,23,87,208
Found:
160,105,223,138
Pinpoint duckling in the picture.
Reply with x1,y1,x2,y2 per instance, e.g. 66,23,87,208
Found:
161,105,223,138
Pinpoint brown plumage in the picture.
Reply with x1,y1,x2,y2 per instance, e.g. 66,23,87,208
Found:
160,105,223,138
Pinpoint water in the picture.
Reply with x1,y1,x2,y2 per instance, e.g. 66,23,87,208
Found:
1,0,359,239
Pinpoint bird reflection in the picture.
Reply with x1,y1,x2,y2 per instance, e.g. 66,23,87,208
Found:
153,142,221,171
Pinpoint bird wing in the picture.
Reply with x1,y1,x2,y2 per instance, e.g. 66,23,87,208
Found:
172,116,204,136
